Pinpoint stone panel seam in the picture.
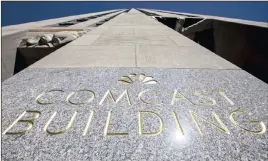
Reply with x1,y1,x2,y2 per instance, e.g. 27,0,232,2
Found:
89,35,101,46
166,36,182,48
91,35,105,46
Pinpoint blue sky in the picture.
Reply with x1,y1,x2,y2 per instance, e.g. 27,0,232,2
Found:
2,1,268,26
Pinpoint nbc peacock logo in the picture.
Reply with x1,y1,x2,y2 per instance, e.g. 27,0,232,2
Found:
118,73,158,85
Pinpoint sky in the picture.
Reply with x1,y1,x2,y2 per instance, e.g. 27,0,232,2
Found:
2,1,268,26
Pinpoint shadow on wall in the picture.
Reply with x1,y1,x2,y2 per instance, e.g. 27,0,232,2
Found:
208,21,268,84
156,16,268,84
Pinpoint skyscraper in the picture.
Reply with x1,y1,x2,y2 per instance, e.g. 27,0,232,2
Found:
2,8,268,161
2,8,268,82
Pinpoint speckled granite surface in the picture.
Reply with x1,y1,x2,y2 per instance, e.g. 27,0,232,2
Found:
2,68,268,161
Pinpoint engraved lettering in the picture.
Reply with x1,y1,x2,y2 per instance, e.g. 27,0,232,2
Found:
2,110,41,135
104,111,128,136
36,89,64,105
138,111,164,136
219,90,234,105
44,111,77,135
190,110,230,135
99,90,131,105
173,112,184,135
171,90,194,105
229,110,266,134
138,89,163,105
66,89,95,105
83,111,94,136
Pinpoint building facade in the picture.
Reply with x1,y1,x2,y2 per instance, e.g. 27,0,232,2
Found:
2,8,268,161
2,8,268,82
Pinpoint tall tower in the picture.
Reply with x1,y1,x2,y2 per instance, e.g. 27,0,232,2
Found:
2,8,268,161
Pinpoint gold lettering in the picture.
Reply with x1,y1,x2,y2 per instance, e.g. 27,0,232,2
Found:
44,111,77,135
2,110,41,135
83,111,94,136
219,90,234,105
36,89,64,105
190,110,230,135
229,110,266,134
138,111,164,136
171,90,194,105
104,111,128,136
173,112,184,135
138,90,163,105
66,89,95,105
194,90,216,105
99,90,131,105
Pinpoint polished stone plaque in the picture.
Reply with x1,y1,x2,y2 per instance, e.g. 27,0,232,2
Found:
2,68,268,160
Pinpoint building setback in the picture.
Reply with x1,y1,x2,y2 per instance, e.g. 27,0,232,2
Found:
2,8,268,161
